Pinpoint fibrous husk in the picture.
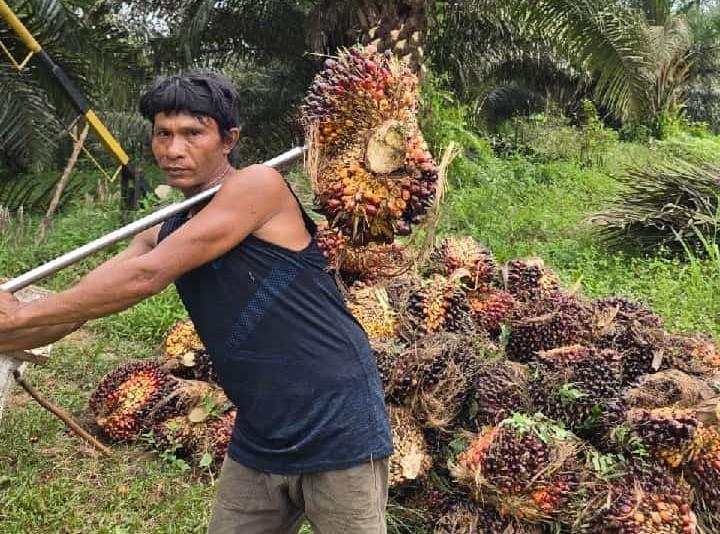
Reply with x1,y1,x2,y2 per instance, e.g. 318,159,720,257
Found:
452,415,586,526
529,345,625,442
467,287,516,339
501,258,560,303
583,460,695,533
302,46,439,245
506,293,593,363
463,358,531,429
348,285,399,339
592,296,666,384
426,236,496,289
388,404,433,488
625,370,717,411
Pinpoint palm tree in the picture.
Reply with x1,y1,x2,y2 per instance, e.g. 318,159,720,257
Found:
433,0,694,134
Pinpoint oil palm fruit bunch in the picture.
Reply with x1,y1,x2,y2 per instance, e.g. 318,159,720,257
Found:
506,293,593,363
388,404,432,488
529,345,624,438
370,338,404,394
453,414,583,525
163,319,217,383
151,415,195,454
191,408,237,467
90,361,183,441
302,45,439,245
348,285,398,339
593,296,666,384
685,426,720,526
433,496,535,534
313,220,347,269
339,242,411,286
404,274,472,337
664,334,720,377
406,333,481,430
627,408,703,469
586,461,695,533
501,258,560,302
463,359,530,429
426,236,496,288
388,332,469,403
467,287,516,339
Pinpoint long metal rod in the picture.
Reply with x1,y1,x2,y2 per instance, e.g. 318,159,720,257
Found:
1,146,306,294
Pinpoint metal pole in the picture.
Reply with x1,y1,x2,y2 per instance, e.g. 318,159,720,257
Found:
1,146,306,294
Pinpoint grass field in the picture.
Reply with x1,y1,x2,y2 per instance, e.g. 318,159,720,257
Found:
2,115,720,532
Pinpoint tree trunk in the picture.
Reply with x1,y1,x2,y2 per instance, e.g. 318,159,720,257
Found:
310,0,428,75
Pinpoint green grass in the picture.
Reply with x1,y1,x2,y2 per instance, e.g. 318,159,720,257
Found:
3,109,720,531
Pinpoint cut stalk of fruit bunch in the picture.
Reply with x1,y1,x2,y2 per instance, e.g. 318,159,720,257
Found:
387,404,432,488
162,319,217,382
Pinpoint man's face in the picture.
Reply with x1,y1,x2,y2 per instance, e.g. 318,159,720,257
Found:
151,112,238,195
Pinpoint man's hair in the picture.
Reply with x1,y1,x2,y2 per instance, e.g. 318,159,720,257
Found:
139,70,241,139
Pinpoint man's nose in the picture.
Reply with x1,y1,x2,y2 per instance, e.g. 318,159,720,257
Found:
165,135,186,159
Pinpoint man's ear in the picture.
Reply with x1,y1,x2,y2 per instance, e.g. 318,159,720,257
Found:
223,127,241,155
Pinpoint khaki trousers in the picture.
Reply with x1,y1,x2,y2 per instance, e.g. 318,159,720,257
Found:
208,455,389,534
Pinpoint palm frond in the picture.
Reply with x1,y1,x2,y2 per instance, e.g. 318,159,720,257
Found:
591,158,720,253
0,66,62,171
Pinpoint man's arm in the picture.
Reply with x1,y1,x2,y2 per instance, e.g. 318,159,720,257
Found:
0,223,160,349
0,165,286,331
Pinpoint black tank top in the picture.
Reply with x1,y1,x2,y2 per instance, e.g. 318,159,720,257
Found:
158,181,393,474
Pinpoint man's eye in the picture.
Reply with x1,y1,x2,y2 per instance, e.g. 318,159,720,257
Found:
155,131,170,137
188,130,202,137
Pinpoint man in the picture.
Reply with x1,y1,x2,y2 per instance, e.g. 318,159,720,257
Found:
0,71,393,534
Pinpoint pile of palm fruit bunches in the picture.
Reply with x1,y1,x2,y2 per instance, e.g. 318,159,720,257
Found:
87,45,720,531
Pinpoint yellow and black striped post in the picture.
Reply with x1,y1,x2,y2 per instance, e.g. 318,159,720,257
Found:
0,0,147,211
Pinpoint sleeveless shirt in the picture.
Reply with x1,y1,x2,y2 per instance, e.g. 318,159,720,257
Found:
157,182,393,474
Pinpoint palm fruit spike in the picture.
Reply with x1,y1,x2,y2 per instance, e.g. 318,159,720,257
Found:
467,287,516,339
501,258,560,302
453,414,583,525
687,426,720,530
463,359,530,429
348,285,398,339
506,293,593,363
529,345,624,439
664,333,720,377
586,461,695,533
337,242,411,285
162,319,217,383
302,45,439,245
404,274,472,337
593,296,666,384
387,404,432,488
427,236,496,288
90,361,181,442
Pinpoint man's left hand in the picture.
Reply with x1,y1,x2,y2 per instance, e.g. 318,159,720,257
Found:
0,290,21,333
